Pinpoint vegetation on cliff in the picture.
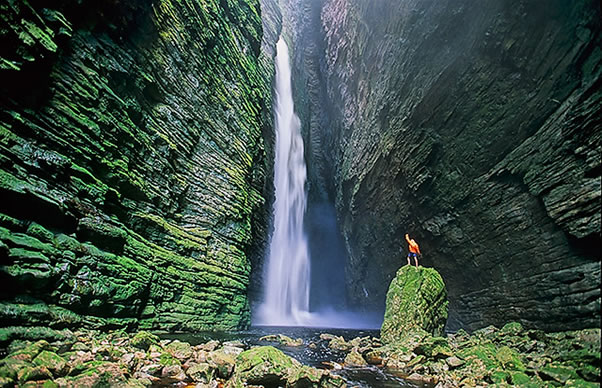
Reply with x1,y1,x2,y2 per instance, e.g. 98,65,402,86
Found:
0,0,274,333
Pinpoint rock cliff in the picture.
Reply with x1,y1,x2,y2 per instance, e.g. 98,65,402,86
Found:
288,0,601,331
0,0,277,334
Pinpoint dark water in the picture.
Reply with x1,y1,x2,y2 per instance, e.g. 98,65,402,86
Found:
162,326,431,388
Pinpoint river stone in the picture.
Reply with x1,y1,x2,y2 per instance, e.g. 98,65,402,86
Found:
187,362,213,383
259,334,304,347
165,340,193,360
161,364,187,382
234,346,296,385
207,350,235,379
446,356,465,368
232,346,345,388
381,266,448,343
33,350,67,376
131,332,159,351
328,336,351,352
17,365,52,383
344,348,367,366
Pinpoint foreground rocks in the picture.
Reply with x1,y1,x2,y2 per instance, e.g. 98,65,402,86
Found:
381,266,448,343
0,324,599,387
324,323,601,387
0,330,345,388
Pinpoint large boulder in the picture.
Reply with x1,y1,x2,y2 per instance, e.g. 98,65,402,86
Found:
381,266,448,343
230,346,345,388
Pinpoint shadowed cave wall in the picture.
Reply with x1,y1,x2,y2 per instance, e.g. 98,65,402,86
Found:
285,0,601,331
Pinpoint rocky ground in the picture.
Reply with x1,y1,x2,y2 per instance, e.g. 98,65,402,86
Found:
343,323,600,387
0,324,599,387
0,330,346,388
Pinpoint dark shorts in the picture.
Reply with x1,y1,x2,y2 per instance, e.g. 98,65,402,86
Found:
407,252,417,257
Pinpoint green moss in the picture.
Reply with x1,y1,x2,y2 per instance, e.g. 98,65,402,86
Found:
26,223,54,243
499,322,524,336
495,346,525,371
381,266,448,343
131,331,159,350
33,350,66,375
0,327,73,344
509,371,531,385
159,353,181,367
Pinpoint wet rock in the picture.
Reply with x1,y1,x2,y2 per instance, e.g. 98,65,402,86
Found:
295,0,601,332
187,362,213,383
197,341,220,352
344,348,367,366
328,336,351,352
364,350,383,365
32,350,67,376
539,363,580,384
222,341,245,349
445,356,464,368
0,0,273,334
381,266,448,343
131,332,159,351
232,346,345,388
319,333,336,341
220,346,244,357
139,363,162,376
259,334,304,347
161,364,187,382
207,350,235,379
17,365,52,383
233,346,295,386
165,340,193,360
415,336,453,359
70,343,89,352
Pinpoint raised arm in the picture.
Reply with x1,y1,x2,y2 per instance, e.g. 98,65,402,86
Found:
405,234,411,244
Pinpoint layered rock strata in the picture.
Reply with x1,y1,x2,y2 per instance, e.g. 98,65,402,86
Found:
0,0,276,333
289,0,601,330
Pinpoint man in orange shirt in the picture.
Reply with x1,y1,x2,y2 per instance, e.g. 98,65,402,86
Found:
405,233,421,268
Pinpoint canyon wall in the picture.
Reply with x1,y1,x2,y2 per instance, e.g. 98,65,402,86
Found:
0,0,276,337
292,0,601,331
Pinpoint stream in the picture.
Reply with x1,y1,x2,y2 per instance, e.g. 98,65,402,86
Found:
162,326,432,388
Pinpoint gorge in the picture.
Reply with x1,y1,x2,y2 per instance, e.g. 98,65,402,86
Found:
1,0,600,352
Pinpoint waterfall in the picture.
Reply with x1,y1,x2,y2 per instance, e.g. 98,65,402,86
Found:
255,37,311,325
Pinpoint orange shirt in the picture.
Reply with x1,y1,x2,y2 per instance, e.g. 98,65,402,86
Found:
408,240,420,254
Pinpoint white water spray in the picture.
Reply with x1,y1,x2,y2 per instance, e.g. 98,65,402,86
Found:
255,37,311,325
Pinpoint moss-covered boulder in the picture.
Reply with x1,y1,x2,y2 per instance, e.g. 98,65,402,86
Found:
232,346,345,388
165,340,193,360
130,331,159,351
32,351,66,376
381,266,448,343
234,346,295,385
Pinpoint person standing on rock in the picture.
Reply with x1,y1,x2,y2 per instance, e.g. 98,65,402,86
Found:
405,234,421,268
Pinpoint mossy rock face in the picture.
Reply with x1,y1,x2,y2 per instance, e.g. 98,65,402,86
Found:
165,340,193,360
234,346,296,385
0,0,275,333
32,351,66,376
381,266,448,343
130,331,159,351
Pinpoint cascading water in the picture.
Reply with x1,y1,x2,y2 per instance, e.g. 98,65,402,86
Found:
254,37,382,329
255,37,311,325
